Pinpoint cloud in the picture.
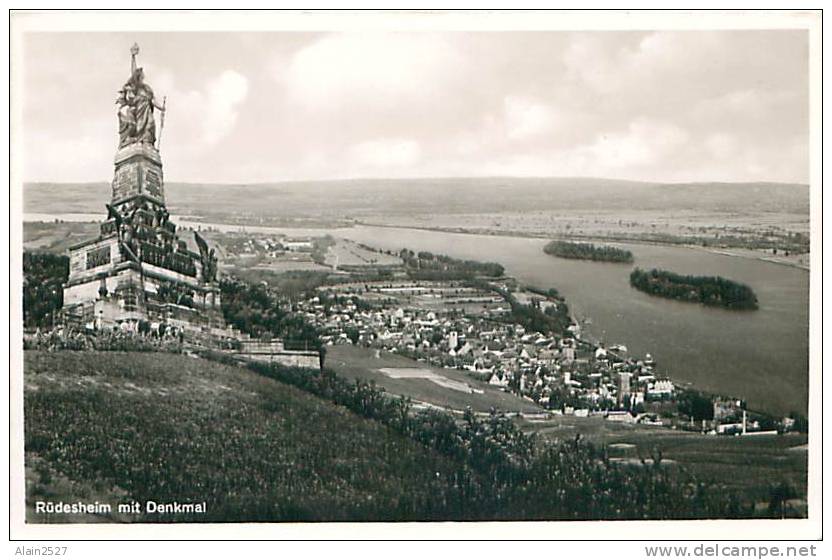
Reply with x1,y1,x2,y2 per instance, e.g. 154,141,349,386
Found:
23,119,113,183
583,119,689,169
503,96,558,141
281,33,463,117
561,31,806,125
203,70,249,142
20,31,809,184
349,138,422,169
564,32,725,95
562,34,632,94
704,132,740,160
202,70,249,144
170,70,249,148
475,118,690,179
693,88,805,134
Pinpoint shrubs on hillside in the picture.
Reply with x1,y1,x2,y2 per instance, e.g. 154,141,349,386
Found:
24,352,473,522
24,327,184,353
219,277,321,346
250,361,752,520
23,347,767,520
23,252,69,328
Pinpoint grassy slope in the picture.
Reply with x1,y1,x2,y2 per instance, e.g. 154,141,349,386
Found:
521,416,808,507
24,351,472,523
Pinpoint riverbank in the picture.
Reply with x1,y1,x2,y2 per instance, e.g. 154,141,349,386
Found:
22,213,809,271
352,221,810,271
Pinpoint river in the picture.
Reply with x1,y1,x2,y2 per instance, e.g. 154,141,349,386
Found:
335,226,809,416
25,215,810,415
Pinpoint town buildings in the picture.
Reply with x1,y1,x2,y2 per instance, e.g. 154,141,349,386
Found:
298,278,680,417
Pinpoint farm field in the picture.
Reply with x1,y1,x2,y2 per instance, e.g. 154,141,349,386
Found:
250,256,331,273
23,351,475,523
23,221,100,254
325,344,542,414
323,238,402,268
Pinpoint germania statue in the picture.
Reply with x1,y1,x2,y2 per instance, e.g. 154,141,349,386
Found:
116,43,166,149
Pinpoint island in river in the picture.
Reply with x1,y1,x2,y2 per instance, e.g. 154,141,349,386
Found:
544,240,634,263
630,268,759,311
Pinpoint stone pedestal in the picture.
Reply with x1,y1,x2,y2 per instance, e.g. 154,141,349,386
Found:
112,143,165,206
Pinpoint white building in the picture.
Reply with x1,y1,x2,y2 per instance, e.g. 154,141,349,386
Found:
648,379,675,397
488,373,509,387
448,330,459,351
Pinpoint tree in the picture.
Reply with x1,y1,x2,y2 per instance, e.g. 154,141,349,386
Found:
544,240,633,263
23,252,69,328
677,391,714,422
345,327,360,344
220,277,321,349
788,412,809,433
630,268,758,310
767,481,798,518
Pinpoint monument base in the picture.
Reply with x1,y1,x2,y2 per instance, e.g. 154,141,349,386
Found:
63,258,224,330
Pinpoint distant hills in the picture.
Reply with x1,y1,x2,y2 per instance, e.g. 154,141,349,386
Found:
24,177,809,219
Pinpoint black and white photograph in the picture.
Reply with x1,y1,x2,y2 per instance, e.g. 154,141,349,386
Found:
8,8,823,545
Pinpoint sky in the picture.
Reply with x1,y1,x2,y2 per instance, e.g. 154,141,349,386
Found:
21,30,809,184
